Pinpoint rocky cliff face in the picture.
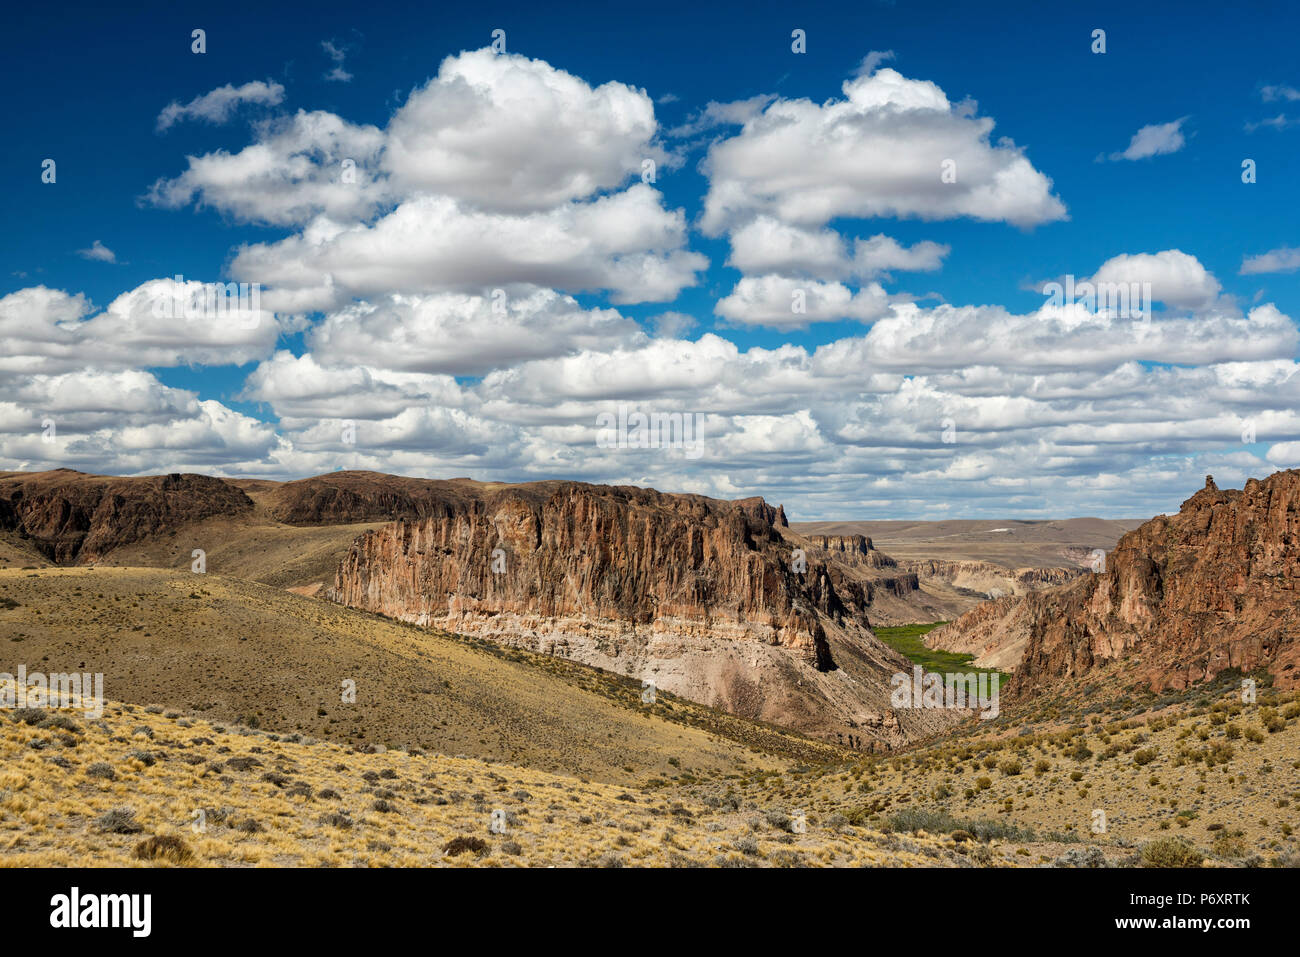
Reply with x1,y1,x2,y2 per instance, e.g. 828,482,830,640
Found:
935,473,1300,694
331,482,833,667
802,534,921,603
805,534,896,568
923,594,1038,672
903,559,1082,598
0,470,253,563
327,481,956,743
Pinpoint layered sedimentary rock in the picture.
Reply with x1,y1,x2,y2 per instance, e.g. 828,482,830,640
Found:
923,594,1038,672
327,481,957,743
902,559,1082,598
933,473,1300,694
0,469,253,563
807,534,878,561
805,534,900,569
802,534,920,601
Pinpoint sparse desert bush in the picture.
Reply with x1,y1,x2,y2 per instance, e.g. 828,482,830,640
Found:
1133,747,1157,766
442,835,487,857
887,807,1034,843
968,843,994,864
1140,837,1203,868
132,834,193,864
1211,831,1248,859
38,713,80,733
735,835,761,856
763,809,792,831
1052,846,1106,868
96,807,142,834
84,761,116,780
966,819,1036,842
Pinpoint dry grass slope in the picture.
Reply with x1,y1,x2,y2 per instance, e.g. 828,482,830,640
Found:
0,701,960,868
733,679,1300,867
0,567,844,785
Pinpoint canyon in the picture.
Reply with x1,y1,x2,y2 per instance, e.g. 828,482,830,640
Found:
929,473,1300,694
1,466,1197,746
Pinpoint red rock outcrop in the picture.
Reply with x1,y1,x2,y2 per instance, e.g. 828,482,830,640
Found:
938,472,1300,695
327,480,957,742
330,482,834,666
0,469,253,563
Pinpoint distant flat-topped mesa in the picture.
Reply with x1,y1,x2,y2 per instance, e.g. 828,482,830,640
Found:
930,471,1300,695
325,480,954,743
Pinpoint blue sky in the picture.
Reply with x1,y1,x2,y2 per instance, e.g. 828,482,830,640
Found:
3,0,1299,519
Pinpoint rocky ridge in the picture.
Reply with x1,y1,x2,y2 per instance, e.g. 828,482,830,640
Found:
326,481,955,743
929,473,1300,694
0,469,253,563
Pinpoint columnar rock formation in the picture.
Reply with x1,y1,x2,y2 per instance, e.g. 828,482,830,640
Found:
330,482,834,667
801,534,921,602
327,481,956,741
